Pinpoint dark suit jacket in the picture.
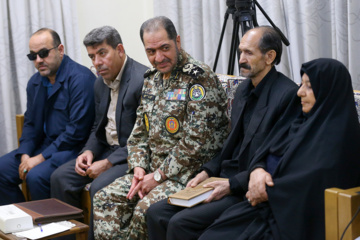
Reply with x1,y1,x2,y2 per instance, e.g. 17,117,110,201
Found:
17,55,96,166
203,67,298,195
82,56,148,165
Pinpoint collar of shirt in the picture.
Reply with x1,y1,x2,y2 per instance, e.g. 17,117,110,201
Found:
103,55,128,91
41,77,53,96
245,66,275,99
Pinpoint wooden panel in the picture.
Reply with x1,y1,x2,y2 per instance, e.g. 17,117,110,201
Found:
338,187,360,240
325,188,345,240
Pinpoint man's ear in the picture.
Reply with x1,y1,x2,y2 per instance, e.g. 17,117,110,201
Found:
176,35,181,50
58,44,65,57
116,43,125,54
265,49,276,65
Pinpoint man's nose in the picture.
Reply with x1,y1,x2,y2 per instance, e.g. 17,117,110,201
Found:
155,51,165,63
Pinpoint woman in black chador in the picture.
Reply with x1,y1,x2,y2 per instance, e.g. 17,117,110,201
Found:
198,58,360,240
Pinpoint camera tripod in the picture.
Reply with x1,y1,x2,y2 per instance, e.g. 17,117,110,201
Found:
213,0,289,75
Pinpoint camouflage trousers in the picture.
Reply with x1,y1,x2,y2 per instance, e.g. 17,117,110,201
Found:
93,173,184,240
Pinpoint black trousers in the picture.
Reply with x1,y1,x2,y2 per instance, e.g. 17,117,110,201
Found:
147,195,241,240
199,201,277,240
51,149,128,240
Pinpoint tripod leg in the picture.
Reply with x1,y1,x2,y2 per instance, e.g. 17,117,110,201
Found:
213,12,230,72
227,19,240,75
235,34,241,73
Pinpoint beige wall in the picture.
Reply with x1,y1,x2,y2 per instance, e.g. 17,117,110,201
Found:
76,0,154,68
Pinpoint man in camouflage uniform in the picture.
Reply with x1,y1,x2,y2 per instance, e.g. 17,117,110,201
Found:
93,16,229,239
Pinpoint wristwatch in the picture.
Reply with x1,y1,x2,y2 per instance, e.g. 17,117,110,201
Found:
153,169,163,183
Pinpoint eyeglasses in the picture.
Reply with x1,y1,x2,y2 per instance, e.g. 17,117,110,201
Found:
27,46,58,61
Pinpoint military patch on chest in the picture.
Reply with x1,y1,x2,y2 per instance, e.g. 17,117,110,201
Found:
166,89,187,101
182,63,205,78
142,93,156,101
144,113,150,132
189,84,206,101
165,116,180,134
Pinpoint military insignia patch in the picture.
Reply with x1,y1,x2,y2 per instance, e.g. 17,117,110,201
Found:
144,113,150,132
165,116,180,134
183,63,205,78
142,93,156,101
189,84,206,101
166,89,187,101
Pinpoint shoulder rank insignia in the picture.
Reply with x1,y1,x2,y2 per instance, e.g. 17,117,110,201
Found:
144,67,157,78
189,84,206,101
182,63,205,78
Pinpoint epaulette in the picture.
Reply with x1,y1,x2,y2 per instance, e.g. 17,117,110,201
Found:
182,63,205,79
144,67,157,78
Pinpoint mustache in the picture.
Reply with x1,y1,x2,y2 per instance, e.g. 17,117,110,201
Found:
155,59,171,66
96,66,108,72
239,63,251,70
37,63,48,68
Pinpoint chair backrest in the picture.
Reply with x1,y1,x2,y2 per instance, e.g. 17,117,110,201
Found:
16,114,24,147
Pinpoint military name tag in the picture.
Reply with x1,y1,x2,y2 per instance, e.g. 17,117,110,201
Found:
142,93,156,101
166,89,187,101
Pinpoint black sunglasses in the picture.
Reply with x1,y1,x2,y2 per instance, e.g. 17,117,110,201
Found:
27,46,58,61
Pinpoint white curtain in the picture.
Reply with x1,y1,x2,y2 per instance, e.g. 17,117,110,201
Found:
0,0,81,155
153,0,360,87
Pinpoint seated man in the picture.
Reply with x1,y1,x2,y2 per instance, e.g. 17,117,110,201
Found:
198,58,360,239
0,28,96,204
146,26,298,240
51,26,148,239
92,16,229,239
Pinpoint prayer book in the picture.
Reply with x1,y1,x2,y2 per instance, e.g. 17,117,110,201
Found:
168,177,228,207
14,198,83,224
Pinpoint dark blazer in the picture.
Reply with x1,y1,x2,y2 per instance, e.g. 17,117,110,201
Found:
82,56,148,165
203,67,298,195
17,55,96,166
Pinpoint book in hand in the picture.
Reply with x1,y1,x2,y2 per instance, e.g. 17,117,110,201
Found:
14,198,83,224
168,177,228,207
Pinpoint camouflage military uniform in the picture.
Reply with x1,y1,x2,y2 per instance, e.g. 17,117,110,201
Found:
93,49,229,240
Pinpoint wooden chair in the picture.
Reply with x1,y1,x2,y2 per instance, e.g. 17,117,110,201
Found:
325,187,360,240
16,114,91,225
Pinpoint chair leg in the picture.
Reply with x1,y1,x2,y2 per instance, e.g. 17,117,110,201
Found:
21,180,31,201
81,188,91,225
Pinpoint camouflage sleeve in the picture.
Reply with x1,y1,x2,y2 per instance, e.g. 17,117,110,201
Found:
159,67,229,185
127,79,151,173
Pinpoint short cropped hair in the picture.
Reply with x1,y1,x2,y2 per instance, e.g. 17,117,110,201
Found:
140,16,178,43
257,26,282,65
83,26,123,49
32,28,61,47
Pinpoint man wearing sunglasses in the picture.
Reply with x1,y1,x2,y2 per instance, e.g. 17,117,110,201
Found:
0,28,96,205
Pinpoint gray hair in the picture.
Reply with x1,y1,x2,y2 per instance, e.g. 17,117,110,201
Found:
140,16,178,44
83,26,123,49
